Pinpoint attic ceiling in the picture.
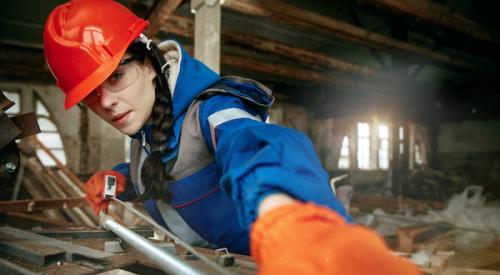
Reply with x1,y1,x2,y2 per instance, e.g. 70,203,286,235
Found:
1,0,499,122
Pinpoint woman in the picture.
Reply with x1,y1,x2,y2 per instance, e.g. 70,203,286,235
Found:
43,0,420,274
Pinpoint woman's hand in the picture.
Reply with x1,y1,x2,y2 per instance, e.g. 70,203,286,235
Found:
252,200,421,275
84,170,125,215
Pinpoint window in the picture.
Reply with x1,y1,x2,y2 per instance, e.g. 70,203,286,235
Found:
357,122,370,169
378,124,389,169
35,100,67,166
338,136,349,169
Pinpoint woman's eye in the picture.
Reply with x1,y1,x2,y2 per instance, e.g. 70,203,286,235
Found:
109,72,123,82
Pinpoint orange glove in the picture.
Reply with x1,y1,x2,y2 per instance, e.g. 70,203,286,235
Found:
84,170,125,215
251,202,422,275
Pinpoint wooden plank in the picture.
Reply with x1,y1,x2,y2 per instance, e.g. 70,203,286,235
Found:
397,226,451,253
22,177,66,220
442,268,500,275
164,15,380,76
351,195,444,213
221,53,355,86
397,226,430,252
364,0,495,43
50,169,99,226
222,0,481,71
145,0,183,38
0,198,87,213
31,136,84,186
178,44,358,86
1,213,78,229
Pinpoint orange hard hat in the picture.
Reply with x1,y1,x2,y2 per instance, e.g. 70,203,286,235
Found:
43,0,149,109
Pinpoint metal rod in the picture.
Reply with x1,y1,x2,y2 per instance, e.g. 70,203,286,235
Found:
110,197,233,275
101,214,204,275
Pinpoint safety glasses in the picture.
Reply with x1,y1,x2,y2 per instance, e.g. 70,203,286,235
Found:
81,55,143,106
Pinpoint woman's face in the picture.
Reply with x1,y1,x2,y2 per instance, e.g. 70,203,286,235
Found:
85,53,157,135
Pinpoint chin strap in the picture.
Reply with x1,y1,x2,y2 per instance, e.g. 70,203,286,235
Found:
138,33,170,75
138,33,152,51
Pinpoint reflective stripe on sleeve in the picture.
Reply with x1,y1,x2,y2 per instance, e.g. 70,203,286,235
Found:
207,108,262,149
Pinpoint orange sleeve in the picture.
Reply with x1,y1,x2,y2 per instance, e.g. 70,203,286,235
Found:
250,202,422,275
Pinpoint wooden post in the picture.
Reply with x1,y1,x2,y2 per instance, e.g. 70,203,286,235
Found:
191,0,221,73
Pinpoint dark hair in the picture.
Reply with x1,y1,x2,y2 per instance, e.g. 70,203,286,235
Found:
127,38,174,202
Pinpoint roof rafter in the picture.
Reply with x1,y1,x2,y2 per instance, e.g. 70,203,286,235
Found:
362,0,496,43
222,0,482,71
163,15,380,77
146,0,183,38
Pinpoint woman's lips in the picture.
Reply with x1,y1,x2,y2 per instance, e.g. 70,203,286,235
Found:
112,111,131,126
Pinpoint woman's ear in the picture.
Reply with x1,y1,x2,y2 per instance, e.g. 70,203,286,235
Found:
144,58,157,81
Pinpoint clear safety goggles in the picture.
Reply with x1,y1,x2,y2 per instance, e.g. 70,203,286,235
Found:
81,55,143,106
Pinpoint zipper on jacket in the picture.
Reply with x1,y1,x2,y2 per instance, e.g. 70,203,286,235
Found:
140,130,151,155
141,130,146,148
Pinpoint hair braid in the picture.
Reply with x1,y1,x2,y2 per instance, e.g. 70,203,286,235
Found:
128,39,175,202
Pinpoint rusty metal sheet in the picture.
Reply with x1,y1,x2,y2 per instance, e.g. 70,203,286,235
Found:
0,235,65,266
0,114,21,149
0,92,14,112
10,113,41,139
0,227,113,260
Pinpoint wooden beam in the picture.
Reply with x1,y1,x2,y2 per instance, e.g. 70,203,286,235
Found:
179,42,354,86
163,18,430,91
221,54,355,86
363,0,495,43
178,44,357,86
226,32,381,77
164,15,379,76
1,212,77,229
351,195,444,214
0,198,87,213
222,0,481,71
145,0,183,38
397,226,431,253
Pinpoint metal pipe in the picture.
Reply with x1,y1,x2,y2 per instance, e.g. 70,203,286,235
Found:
101,214,205,275
110,197,233,275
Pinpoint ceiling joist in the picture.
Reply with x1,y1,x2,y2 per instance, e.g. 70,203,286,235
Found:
362,0,497,44
222,0,482,71
163,15,379,77
178,44,356,87
145,0,183,38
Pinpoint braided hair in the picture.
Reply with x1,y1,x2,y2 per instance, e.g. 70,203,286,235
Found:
127,36,174,202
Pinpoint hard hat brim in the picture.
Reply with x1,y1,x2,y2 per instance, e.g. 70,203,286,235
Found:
63,47,126,110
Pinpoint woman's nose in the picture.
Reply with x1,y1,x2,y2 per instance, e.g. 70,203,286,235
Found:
99,87,119,109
